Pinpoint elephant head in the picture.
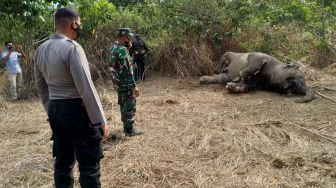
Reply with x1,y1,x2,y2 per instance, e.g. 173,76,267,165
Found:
277,63,307,95
286,63,307,95
284,75,307,95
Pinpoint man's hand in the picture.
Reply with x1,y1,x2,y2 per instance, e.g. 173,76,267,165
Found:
141,50,146,54
135,51,139,55
15,45,26,59
102,124,110,138
16,45,23,52
133,87,140,98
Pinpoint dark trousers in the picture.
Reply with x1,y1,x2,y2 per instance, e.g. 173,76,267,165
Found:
134,58,145,81
48,99,103,188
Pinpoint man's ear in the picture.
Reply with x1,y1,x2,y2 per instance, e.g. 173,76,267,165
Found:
71,21,77,28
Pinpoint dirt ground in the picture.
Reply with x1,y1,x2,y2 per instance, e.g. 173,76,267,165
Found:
0,73,335,188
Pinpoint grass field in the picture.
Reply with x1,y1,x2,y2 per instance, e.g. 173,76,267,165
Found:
0,73,335,187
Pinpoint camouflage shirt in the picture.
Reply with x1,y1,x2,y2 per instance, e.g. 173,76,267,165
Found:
110,41,136,92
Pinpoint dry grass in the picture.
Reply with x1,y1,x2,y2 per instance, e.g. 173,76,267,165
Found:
0,71,336,187
0,70,8,100
151,42,214,78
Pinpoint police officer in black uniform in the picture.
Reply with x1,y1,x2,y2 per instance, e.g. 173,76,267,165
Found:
34,8,109,188
130,34,148,81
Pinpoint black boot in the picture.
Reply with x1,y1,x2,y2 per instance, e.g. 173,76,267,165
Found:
124,128,143,137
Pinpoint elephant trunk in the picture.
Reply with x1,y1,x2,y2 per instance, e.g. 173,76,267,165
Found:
295,87,316,103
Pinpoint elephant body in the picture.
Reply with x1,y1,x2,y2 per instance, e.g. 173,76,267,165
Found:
200,52,308,95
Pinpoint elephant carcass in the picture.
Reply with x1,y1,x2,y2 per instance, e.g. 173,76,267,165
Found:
200,52,312,98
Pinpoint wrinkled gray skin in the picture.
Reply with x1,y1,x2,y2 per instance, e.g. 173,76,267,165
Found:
200,52,308,95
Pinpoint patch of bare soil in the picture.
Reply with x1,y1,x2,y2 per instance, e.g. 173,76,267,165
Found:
0,74,335,187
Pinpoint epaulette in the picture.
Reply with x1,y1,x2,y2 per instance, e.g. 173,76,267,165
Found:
65,39,80,47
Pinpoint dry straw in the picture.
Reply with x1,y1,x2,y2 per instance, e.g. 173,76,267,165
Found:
151,42,214,78
1,68,335,187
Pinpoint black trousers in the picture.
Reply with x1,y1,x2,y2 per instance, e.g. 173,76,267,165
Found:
135,58,145,81
48,99,103,188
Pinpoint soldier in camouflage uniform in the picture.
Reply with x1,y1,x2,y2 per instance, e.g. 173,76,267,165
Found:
110,28,143,136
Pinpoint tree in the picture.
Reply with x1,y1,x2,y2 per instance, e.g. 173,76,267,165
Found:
109,0,144,7
77,0,116,38
0,0,74,42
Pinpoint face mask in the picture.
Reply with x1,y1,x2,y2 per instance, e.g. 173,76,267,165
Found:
8,47,13,51
72,23,81,39
125,42,131,48
124,38,131,48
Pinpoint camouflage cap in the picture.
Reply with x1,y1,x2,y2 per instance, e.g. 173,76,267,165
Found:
116,28,134,37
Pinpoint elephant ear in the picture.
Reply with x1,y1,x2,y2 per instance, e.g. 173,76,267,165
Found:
282,79,290,88
283,76,307,95
261,57,269,64
283,61,299,69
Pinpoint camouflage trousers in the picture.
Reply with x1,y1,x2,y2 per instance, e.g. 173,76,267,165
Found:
118,90,136,132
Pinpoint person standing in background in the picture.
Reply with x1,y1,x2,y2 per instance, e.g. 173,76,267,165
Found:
130,34,148,81
1,42,26,100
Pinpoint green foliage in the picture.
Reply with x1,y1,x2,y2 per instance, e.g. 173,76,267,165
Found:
77,0,116,37
160,0,229,42
0,0,77,43
0,0,335,90
109,0,144,7
0,0,75,97
313,39,336,67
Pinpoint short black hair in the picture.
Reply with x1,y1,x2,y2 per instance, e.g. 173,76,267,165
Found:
4,41,11,46
55,7,80,27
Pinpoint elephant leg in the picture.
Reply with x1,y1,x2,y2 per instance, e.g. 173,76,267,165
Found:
229,62,262,93
226,79,258,94
239,61,266,81
200,73,229,85
239,56,268,81
226,82,249,93
231,77,241,83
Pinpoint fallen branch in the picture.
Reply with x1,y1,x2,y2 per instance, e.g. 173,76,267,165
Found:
248,120,336,145
282,45,336,63
316,91,336,103
34,36,49,45
312,85,336,92
286,121,336,145
318,121,333,131
321,86,336,92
